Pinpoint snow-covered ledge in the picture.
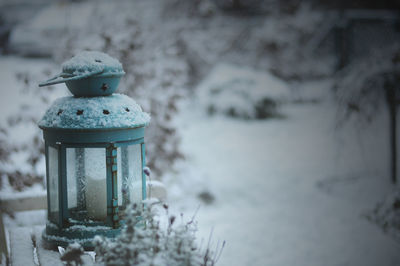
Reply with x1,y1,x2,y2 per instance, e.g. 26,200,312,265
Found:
146,180,167,201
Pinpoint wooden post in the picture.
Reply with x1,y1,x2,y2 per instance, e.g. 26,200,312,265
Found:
389,99,397,184
0,194,47,264
0,211,9,265
386,85,398,184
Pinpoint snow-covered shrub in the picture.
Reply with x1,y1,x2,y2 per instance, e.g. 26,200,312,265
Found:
206,78,279,119
60,242,85,266
94,203,224,266
334,46,400,240
253,3,336,81
0,68,61,191
198,64,289,120
367,189,400,242
333,45,400,127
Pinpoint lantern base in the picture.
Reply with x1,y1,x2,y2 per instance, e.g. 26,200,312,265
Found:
42,221,121,250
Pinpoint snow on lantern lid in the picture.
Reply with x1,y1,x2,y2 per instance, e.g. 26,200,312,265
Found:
39,51,126,97
38,94,150,130
38,51,150,129
62,51,124,77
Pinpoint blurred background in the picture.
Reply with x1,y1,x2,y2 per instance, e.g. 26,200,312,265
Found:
0,0,400,265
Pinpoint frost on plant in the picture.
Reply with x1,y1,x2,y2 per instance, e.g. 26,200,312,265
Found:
60,242,85,266
94,203,224,266
366,189,400,243
333,45,400,127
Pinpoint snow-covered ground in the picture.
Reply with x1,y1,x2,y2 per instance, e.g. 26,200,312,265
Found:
1,0,400,264
165,87,400,265
1,54,400,265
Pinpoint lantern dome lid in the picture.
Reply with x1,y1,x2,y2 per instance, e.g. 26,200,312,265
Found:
38,94,150,130
62,51,125,77
39,51,125,96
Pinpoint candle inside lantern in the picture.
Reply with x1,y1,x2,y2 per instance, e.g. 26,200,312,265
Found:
86,175,107,220
84,148,107,220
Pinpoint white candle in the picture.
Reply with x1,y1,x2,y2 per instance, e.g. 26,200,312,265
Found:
86,175,107,220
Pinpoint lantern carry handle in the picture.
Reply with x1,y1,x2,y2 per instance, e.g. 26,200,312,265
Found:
39,68,104,87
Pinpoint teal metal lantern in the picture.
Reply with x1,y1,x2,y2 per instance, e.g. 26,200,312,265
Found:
38,51,150,248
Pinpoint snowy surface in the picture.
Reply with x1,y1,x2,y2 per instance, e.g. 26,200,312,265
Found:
39,94,150,129
0,56,60,122
2,56,400,266
197,64,290,119
165,96,400,265
198,63,290,103
0,56,63,192
7,1,94,57
2,1,400,263
62,51,124,76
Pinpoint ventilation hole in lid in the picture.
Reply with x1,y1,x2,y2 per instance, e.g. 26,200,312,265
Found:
57,109,63,116
101,83,108,91
125,107,130,112
76,110,83,115
95,59,102,63
103,110,110,115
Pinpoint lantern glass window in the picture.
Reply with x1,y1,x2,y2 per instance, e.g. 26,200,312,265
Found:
66,148,83,212
66,147,107,222
48,146,59,224
117,144,142,209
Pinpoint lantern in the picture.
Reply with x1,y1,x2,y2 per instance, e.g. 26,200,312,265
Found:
38,51,150,248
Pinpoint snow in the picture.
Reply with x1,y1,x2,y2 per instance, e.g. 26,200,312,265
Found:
0,56,58,121
7,1,94,57
39,94,150,129
8,227,34,266
4,57,399,265
2,1,400,265
198,63,290,102
147,179,167,201
33,226,66,266
197,63,290,119
42,233,91,245
0,55,66,193
0,183,46,201
66,225,111,232
61,51,125,76
165,89,400,265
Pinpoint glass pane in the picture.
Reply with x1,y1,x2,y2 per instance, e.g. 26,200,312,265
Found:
128,145,142,204
117,148,122,206
48,146,59,223
85,148,107,221
66,148,77,209
66,148,86,210
117,144,142,207
66,147,106,222
117,147,129,208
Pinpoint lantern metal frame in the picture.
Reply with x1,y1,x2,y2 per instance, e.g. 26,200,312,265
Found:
41,126,147,248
